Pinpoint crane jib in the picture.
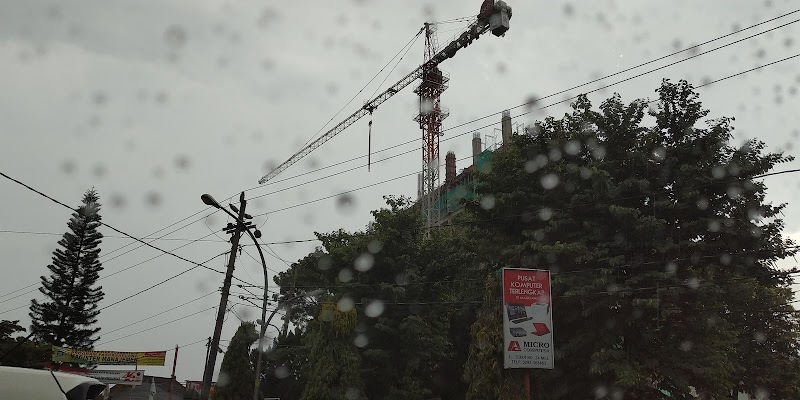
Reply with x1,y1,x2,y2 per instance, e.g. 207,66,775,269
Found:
257,1,511,184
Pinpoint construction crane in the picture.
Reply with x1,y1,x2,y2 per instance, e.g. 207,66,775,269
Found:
258,0,512,226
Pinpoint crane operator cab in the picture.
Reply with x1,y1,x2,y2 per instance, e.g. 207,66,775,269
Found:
478,0,512,37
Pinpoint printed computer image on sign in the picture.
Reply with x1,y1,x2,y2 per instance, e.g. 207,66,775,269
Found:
502,268,554,369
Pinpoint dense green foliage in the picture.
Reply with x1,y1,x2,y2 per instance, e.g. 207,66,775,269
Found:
30,189,105,349
463,80,800,399
214,321,258,400
262,81,800,399
0,320,50,367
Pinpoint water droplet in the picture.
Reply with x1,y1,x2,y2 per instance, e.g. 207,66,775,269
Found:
318,255,332,270
548,148,562,161
563,3,574,16
337,297,354,312
274,365,290,379
727,185,742,199
696,197,709,210
592,146,606,160
93,91,108,106
61,160,77,174
92,164,107,177
524,95,540,111
594,385,608,399
539,208,553,221
680,340,693,351
145,191,162,207
480,195,496,210
174,155,191,170
665,262,678,274
346,387,361,399
365,300,384,318
687,278,700,289
720,254,732,265
354,253,374,272
712,165,726,178
336,193,357,215
367,240,383,254
395,272,409,286
580,167,592,180
564,140,581,156
754,330,767,343
110,193,126,209
496,62,507,74
164,25,187,49
155,91,169,104
338,269,353,283
217,371,231,386
651,146,666,161
708,220,720,232
540,173,559,190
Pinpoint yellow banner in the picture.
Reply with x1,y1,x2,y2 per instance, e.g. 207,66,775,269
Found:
52,346,166,366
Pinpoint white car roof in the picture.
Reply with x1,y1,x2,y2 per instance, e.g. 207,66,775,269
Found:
0,366,106,399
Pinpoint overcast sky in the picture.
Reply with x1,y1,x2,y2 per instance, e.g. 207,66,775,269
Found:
1,0,799,384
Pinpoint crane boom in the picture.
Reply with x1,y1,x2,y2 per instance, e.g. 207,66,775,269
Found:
258,1,512,184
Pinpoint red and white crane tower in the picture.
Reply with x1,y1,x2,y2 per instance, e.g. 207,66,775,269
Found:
257,0,512,229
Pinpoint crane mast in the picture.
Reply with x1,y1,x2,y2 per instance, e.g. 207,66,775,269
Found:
258,1,512,227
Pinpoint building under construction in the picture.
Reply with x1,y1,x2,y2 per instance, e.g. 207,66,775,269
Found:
424,109,516,225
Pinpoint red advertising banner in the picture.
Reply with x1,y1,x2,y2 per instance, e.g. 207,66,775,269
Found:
502,268,554,369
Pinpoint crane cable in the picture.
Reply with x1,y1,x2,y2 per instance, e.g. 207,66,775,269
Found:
300,28,424,148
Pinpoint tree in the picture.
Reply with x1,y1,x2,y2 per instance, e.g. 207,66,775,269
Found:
268,196,482,400
30,189,105,349
462,80,800,399
214,321,258,400
0,320,50,368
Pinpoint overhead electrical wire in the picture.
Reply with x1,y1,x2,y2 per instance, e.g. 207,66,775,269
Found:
95,306,217,347
1,46,797,307
2,11,795,308
101,291,217,336
236,9,800,200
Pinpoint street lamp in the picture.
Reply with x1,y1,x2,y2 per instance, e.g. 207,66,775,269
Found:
200,194,269,400
253,289,322,400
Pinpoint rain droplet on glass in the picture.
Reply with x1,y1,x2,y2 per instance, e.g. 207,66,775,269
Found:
338,268,353,283
354,253,374,272
365,299,385,318
337,297,354,312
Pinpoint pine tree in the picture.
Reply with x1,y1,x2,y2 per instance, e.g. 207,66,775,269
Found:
214,321,258,400
30,189,105,349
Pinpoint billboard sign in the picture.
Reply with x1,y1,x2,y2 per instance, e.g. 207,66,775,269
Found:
52,346,167,366
502,268,554,369
43,364,144,385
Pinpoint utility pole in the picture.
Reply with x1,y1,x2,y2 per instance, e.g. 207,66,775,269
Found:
200,192,249,400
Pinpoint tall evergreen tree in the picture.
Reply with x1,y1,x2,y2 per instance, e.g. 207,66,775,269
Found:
214,321,258,400
30,189,105,349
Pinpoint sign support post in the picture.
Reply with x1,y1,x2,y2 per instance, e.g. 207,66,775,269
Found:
524,369,531,400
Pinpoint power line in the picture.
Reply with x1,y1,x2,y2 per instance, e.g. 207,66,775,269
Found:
101,291,217,336
95,306,216,347
20,9,786,286
0,230,229,243
3,11,794,308
234,8,800,205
